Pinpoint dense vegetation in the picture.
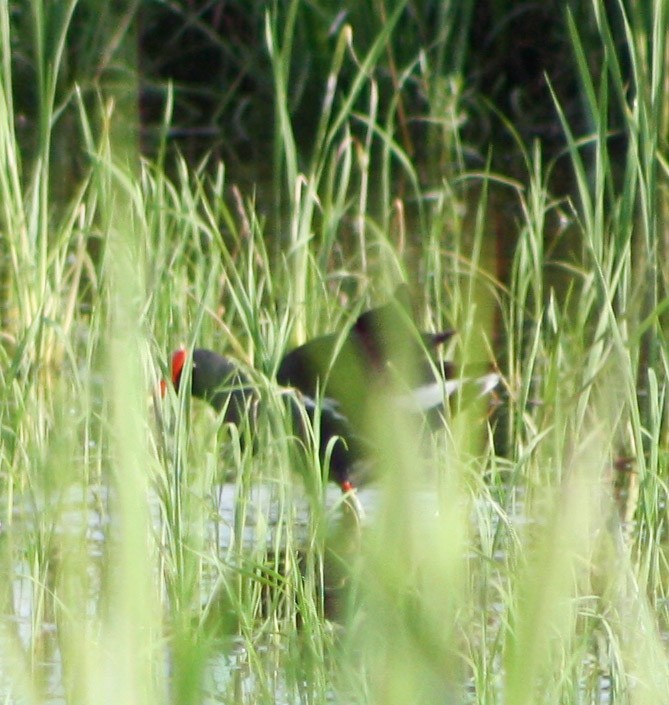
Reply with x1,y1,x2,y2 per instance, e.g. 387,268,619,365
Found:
0,1,668,703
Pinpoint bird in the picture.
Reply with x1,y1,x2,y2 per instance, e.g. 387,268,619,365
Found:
164,288,500,494
276,285,471,433
166,347,257,428
164,347,366,493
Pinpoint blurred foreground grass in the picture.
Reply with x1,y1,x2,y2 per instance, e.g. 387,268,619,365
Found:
1,2,669,704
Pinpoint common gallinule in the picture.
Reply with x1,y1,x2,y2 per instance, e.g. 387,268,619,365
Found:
168,348,257,426
165,347,366,493
276,286,484,433
165,288,500,493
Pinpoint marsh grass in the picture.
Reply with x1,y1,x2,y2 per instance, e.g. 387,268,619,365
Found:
1,1,669,704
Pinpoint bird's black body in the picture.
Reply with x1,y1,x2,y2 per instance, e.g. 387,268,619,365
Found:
276,287,455,436
170,347,364,489
171,347,259,431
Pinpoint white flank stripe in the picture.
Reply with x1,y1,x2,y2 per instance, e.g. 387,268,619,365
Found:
285,373,501,418
395,381,445,412
477,372,501,396
395,373,501,413
285,389,350,424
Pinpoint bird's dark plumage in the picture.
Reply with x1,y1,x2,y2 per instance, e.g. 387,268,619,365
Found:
171,348,257,428
168,347,362,490
276,286,456,432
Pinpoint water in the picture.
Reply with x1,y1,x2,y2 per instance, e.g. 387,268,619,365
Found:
0,471,652,704
0,479,372,703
